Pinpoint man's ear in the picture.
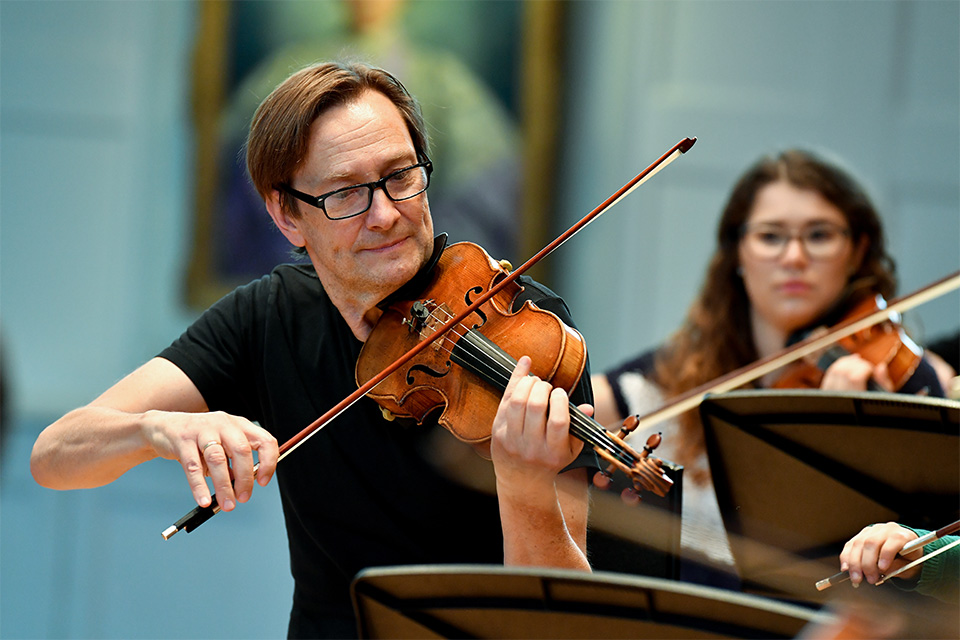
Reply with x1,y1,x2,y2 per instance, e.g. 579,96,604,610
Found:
265,189,306,248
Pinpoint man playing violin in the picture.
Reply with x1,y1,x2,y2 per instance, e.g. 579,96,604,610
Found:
592,149,945,588
31,62,596,638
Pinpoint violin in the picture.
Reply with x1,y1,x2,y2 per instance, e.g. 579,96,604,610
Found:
357,240,673,500
772,291,924,391
620,271,960,438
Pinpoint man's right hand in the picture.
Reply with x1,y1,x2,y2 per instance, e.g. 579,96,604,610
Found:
141,409,278,511
31,357,278,512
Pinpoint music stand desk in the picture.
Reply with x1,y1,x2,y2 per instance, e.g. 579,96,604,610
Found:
700,389,959,602
352,564,831,639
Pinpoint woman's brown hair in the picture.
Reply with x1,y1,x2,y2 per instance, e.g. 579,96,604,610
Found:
653,149,896,481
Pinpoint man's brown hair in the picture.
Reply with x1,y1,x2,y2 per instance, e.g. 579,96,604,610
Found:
246,61,429,217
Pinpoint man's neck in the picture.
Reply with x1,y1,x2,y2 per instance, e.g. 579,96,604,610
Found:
327,288,384,342
317,235,446,342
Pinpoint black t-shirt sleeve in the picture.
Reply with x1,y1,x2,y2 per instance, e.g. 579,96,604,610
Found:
158,276,266,422
901,357,945,397
927,331,960,373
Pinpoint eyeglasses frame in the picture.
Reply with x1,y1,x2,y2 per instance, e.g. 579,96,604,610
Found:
739,221,853,261
277,158,433,221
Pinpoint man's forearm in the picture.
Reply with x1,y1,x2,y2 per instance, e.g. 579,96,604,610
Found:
31,405,156,489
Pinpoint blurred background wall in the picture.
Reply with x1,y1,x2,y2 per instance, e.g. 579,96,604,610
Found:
554,0,959,369
1,1,956,638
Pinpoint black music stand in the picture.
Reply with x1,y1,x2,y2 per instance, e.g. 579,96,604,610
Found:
587,459,683,581
700,389,960,603
351,564,830,639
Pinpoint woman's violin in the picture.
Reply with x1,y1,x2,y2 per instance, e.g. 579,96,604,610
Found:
623,271,960,437
772,291,924,391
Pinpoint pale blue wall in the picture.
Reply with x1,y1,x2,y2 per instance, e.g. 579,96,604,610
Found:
2,1,200,417
1,2,292,638
2,1,958,639
556,0,960,370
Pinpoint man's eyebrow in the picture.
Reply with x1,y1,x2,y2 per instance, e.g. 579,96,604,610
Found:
318,171,354,186
317,154,417,187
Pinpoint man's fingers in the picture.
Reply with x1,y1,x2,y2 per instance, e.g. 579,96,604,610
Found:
251,434,279,487
202,440,237,511
180,442,214,508
222,436,255,503
498,375,537,450
503,356,533,401
163,413,278,513
545,387,572,450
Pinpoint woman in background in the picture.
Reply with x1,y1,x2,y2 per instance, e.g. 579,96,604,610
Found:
593,149,944,587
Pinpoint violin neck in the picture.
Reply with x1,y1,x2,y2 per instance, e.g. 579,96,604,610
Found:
449,327,515,394
450,329,643,468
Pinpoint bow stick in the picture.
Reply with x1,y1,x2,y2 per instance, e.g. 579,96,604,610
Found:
162,136,698,538
875,538,960,586
620,270,960,438
816,519,960,591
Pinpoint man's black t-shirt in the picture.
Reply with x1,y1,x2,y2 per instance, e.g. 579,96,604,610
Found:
159,259,595,637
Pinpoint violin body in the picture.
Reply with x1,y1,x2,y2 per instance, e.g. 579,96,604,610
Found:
357,241,587,443
773,293,923,390
357,241,672,498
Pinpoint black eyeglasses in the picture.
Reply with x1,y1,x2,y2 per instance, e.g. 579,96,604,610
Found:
740,222,852,261
277,159,433,221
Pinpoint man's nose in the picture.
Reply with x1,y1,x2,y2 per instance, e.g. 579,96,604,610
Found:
364,187,401,228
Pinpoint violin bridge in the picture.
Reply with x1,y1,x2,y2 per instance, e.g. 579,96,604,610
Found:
402,300,454,351
422,303,453,351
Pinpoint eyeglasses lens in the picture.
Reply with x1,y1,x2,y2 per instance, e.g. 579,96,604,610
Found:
325,165,430,220
744,225,849,260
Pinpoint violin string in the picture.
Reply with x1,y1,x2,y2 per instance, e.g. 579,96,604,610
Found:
418,305,636,466
406,305,636,468
414,307,647,473
425,306,638,464
454,330,627,461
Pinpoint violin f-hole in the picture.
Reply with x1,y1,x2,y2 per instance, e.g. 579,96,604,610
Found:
463,286,487,329
406,362,452,384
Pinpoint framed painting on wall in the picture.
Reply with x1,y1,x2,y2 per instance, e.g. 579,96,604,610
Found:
186,0,565,308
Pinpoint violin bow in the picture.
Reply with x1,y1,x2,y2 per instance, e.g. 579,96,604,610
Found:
816,519,960,590
162,137,698,539
875,538,960,586
624,270,960,436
